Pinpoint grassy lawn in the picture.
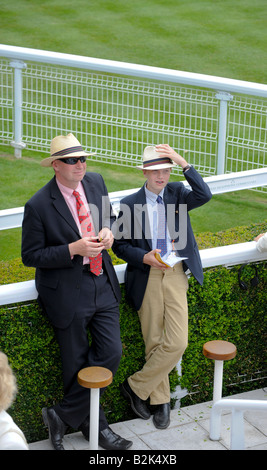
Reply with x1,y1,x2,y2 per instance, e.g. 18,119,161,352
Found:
0,0,266,84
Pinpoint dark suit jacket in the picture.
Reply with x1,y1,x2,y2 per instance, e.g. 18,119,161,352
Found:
21,172,121,329
112,166,212,311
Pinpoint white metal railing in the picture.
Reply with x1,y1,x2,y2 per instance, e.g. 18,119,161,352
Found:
210,398,267,450
0,241,266,307
1,168,266,231
0,44,266,190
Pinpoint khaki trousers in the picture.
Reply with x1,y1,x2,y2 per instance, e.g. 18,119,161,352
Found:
128,262,188,405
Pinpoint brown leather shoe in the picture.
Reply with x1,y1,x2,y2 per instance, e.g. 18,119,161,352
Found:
42,407,68,450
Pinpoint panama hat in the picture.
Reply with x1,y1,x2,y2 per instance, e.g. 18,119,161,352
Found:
137,146,176,170
40,133,96,167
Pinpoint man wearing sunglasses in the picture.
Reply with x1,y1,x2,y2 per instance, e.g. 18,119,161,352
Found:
21,133,132,451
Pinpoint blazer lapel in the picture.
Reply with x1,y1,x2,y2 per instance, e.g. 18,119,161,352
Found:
81,177,103,234
134,185,152,250
163,184,180,240
50,178,80,237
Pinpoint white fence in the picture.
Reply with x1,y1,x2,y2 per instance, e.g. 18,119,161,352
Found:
1,168,266,231
1,239,266,306
210,398,267,450
0,45,266,191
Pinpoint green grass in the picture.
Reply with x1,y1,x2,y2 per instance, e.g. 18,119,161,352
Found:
0,0,266,83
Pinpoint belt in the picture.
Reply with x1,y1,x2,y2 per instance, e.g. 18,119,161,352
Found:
82,264,103,276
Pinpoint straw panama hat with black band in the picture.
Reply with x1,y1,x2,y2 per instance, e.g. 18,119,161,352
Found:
137,145,177,170
40,133,96,167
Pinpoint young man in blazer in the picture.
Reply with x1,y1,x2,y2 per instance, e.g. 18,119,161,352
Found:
21,133,132,450
113,144,212,429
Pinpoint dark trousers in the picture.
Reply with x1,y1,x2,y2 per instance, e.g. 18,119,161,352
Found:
53,269,122,430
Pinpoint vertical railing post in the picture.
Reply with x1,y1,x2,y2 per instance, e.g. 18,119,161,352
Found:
231,408,245,450
9,60,27,158
215,91,233,174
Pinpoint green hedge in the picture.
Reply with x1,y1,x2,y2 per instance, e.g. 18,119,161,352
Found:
181,262,266,405
0,220,266,443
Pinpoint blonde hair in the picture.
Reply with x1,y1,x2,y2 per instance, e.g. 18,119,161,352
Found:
0,352,17,411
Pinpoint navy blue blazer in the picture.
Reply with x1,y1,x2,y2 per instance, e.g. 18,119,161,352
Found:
112,166,212,311
21,172,121,329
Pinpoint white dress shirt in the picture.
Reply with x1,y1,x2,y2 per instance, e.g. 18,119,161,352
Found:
144,185,173,260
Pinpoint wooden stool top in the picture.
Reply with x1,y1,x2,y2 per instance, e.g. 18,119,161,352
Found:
203,340,237,361
77,366,113,389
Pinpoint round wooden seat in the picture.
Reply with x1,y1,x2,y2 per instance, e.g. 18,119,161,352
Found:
203,340,237,361
77,366,113,389
203,340,237,404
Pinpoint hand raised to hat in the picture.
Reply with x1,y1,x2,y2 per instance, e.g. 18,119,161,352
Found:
155,144,188,169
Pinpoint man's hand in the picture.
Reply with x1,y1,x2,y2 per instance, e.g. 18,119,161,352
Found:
68,237,104,258
155,144,188,169
98,227,114,250
143,249,170,270
254,233,264,242
69,227,115,258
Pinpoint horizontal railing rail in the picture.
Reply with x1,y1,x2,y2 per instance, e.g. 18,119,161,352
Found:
1,168,266,231
1,45,267,97
0,44,266,190
0,241,266,307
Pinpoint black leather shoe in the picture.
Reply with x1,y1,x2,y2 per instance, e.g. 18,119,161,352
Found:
42,407,68,450
120,379,151,420
153,403,170,429
99,426,132,450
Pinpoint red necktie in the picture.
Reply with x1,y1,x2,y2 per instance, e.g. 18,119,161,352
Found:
73,190,102,276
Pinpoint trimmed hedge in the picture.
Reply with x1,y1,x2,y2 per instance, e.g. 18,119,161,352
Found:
181,262,266,405
0,220,266,443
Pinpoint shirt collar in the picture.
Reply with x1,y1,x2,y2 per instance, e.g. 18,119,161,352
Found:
144,184,165,204
56,179,83,199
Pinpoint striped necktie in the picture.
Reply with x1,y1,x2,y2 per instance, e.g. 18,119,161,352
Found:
156,195,167,257
73,190,102,276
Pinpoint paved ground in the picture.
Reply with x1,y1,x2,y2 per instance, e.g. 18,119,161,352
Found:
29,388,267,451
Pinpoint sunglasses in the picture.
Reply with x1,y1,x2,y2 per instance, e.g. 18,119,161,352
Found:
58,156,87,165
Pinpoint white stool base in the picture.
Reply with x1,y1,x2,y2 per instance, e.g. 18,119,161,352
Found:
89,388,99,450
213,360,223,403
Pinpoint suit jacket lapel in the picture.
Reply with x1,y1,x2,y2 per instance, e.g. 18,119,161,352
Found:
50,178,80,237
134,185,152,250
163,184,180,240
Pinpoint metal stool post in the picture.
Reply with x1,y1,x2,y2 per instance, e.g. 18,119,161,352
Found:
77,366,113,450
203,340,237,403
